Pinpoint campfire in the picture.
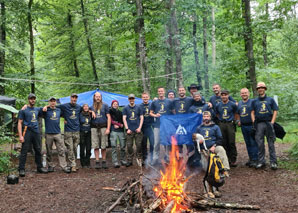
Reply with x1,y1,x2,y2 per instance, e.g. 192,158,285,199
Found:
153,137,189,212
103,136,261,213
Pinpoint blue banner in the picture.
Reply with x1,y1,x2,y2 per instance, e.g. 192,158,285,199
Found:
160,113,202,145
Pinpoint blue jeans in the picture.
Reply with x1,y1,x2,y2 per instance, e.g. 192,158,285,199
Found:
142,125,154,163
241,125,258,161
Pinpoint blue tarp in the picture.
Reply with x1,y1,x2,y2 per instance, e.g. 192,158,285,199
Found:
58,89,144,107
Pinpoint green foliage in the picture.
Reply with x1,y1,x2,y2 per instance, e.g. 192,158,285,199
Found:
0,125,15,174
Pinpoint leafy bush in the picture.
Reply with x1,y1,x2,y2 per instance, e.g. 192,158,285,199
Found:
0,125,15,174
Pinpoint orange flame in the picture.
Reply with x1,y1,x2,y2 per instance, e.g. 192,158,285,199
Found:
154,136,189,212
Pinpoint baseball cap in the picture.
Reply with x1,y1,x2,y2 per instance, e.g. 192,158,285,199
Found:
28,93,36,99
256,82,267,90
221,90,229,95
49,97,56,101
71,93,78,97
128,94,135,99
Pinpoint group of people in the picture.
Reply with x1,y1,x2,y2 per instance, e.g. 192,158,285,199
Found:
17,81,279,178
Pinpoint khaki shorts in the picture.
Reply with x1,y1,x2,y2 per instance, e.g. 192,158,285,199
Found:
91,128,108,149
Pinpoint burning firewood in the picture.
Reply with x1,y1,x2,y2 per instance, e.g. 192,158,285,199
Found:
143,197,163,213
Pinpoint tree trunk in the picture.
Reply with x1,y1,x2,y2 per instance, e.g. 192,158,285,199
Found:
202,9,209,93
28,0,35,93
192,14,202,90
135,0,150,94
242,0,257,96
211,7,216,67
0,1,6,95
169,0,183,88
80,0,98,81
262,3,268,67
67,10,80,77
165,2,174,90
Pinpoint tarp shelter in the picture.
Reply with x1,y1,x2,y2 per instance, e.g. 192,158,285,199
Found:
58,89,144,107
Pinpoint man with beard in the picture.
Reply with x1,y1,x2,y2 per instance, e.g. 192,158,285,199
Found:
251,82,278,170
215,90,238,167
237,88,258,168
123,94,144,166
140,92,154,164
18,93,48,177
193,111,230,171
150,87,173,165
172,87,194,115
90,92,111,169
188,92,211,114
209,84,236,108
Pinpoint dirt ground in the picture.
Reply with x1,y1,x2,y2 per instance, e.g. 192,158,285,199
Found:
0,142,297,213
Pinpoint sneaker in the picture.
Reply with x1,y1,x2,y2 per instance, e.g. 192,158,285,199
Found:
270,163,278,170
114,162,120,168
37,168,48,174
102,161,108,169
245,161,252,167
126,162,133,167
71,167,77,172
213,190,222,198
250,160,257,168
120,160,128,166
95,161,101,169
19,170,25,177
255,163,266,169
47,166,54,173
63,167,71,173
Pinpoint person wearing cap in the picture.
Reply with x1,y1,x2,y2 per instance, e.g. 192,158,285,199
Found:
109,100,127,168
237,88,258,168
188,83,201,97
90,92,111,169
149,87,173,165
140,92,154,164
42,97,70,173
209,84,236,108
18,93,48,177
188,92,212,114
43,93,82,172
251,82,278,170
123,94,144,166
167,90,176,100
79,104,92,168
215,90,238,167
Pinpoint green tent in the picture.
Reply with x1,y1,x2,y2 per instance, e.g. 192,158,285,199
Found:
0,103,18,114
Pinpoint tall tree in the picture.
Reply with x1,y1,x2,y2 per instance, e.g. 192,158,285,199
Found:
67,9,80,77
135,0,150,93
169,0,183,87
80,0,98,81
28,0,35,93
202,2,209,93
0,1,5,95
192,14,202,89
242,0,257,96
211,6,216,67
262,3,269,67
165,2,174,90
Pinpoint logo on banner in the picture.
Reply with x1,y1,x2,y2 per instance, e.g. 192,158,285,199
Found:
176,124,187,135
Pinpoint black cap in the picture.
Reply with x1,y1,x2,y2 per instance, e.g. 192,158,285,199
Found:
221,90,229,95
188,84,202,91
71,93,78,97
49,97,56,101
128,94,135,99
28,93,36,99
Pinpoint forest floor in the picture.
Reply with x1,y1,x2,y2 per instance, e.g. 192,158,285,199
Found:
0,142,297,213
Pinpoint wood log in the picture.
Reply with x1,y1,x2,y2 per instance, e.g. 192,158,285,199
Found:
104,180,140,213
102,187,122,192
163,200,175,213
143,197,163,213
190,199,260,210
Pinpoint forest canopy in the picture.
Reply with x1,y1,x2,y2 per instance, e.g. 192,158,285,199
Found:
0,0,297,119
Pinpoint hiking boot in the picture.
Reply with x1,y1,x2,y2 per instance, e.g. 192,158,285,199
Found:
213,191,222,198
19,170,25,177
114,162,120,168
95,161,101,169
71,167,77,172
270,163,278,170
120,160,128,166
37,168,48,174
245,161,252,167
250,160,257,168
47,166,54,173
63,167,71,173
102,161,108,169
126,162,133,167
255,163,266,169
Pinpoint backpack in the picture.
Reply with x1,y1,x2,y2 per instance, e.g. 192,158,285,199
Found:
203,153,225,190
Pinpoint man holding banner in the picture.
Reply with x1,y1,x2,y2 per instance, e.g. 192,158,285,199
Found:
150,87,173,165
